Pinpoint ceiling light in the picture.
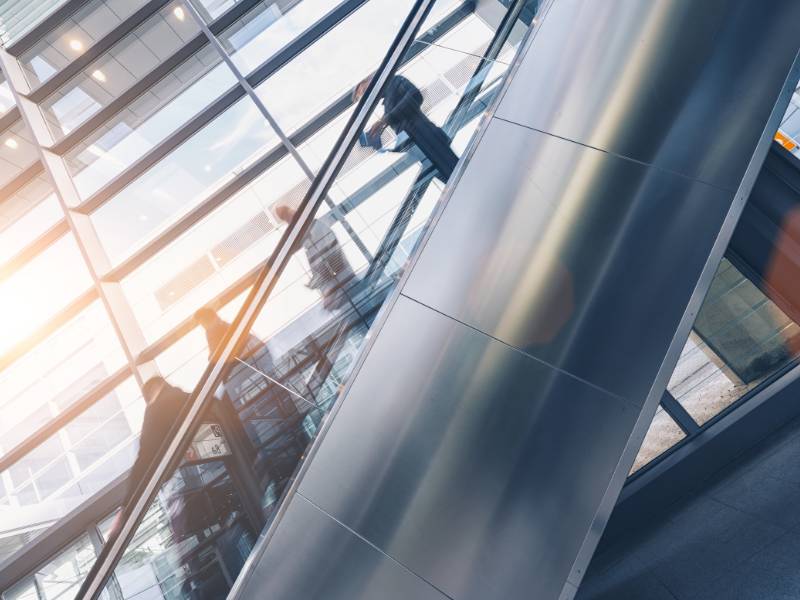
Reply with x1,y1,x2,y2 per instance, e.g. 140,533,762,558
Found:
91,69,106,82
4,137,18,150
173,6,185,21
69,39,83,52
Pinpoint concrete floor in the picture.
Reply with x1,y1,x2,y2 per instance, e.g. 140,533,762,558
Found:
577,410,800,600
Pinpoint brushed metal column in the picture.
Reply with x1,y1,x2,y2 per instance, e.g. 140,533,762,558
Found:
235,1,800,599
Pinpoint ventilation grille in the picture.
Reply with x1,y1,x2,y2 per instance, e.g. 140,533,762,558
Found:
212,211,275,267
155,255,215,311
155,211,278,310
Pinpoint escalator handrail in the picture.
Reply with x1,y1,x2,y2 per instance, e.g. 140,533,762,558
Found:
74,2,438,598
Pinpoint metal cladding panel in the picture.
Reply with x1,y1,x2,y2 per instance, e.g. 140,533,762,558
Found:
495,0,800,190
298,295,638,600
403,119,733,403
237,1,800,599
235,494,449,600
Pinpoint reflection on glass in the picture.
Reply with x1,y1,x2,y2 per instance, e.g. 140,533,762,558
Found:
90,96,276,264
0,176,62,265
0,235,93,356
68,6,539,596
3,535,114,600
1,378,143,512
64,45,229,202
30,535,100,600
103,389,257,599
121,155,308,344
40,1,200,140
19,0,151,89
255,0,413,136
0,300,126,454
668,259,800,425
630,407,685,474
219,0,343,74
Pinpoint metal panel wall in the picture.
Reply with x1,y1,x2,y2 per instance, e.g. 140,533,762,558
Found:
238,1,800,598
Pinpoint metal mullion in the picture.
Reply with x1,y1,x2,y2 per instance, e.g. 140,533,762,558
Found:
0,366,132,474
0,51,159,389
137,263,262,363
125,65,493,367
0,475,128,591
49,33,209,156
27,0,172,104
0,288,97,373
6,0,91,57
104,142,289,282
185,0,373,263
74,84,245,215
101,1,474,282
0,220,70,281
0,160,44,200
75,3,437,596
660,390,701,435
49,0,264,157
71,0,372,217
0,107,21,132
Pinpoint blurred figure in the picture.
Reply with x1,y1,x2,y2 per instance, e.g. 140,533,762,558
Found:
353,74,458,182
274,204,357,311
129,377,189,493
194,307,271,367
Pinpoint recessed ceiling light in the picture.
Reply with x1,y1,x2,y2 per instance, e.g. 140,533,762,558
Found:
4,137,18,149
91,69,106,82
173,6,185,21
138,214,148,221
69,39,83,52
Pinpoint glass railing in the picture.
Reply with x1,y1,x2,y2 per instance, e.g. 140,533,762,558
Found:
71,1,540,598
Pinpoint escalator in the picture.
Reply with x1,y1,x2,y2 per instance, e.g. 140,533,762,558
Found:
72,1,540,598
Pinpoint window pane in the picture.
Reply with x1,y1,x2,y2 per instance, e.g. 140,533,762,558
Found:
0,121,39,189
193,0,252,22
39,1,200,140
34,535,97,600
2,378,143,512
668,259,800,425
89,96,277,264
121,155,307,343
0,76,16,115
64,44,228,203
0,300,126,454
18,0,152,89
0,175,62,266
3,577,38,600
630,407,685,474
255,0,412,135
0,235,93,356
219,0,339,75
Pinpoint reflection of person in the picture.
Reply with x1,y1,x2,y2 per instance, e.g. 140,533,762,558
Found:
128,377,189,500
274,204,357,311
194,307,271,366
354,74,458,182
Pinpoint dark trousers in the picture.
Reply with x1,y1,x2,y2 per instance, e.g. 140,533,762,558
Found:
404,114,459,183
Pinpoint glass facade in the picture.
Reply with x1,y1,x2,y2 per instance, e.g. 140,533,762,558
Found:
0,0,798,597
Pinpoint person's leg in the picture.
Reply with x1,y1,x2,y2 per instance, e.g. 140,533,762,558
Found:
407,116,459,182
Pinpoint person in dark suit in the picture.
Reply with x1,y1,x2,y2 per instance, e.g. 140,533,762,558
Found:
194,307,272,368
353,74,458,182
128,377,189,494
274,205,357,311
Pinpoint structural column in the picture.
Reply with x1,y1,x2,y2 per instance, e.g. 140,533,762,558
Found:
234,1,800,599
